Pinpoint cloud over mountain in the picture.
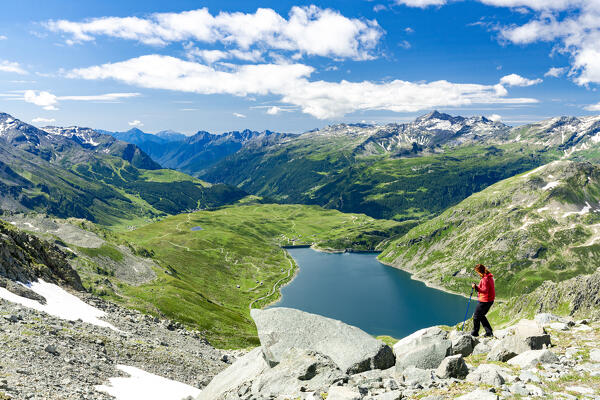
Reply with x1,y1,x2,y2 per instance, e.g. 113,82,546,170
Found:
67,54,537,119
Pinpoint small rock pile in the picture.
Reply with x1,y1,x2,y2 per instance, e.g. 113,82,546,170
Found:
199,308,600,400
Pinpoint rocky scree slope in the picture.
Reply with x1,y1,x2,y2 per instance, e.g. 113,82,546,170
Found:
0,218,82,296
199,307,600,400
0,284,230,400
0,219,230,399
379,160,600,298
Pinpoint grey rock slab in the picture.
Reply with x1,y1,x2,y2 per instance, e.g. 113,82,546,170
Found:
519,370,541,384
472,340,493,355
393,327,451,372
249,348,345,398
327,385,361,400
197,348,268,400
549,322,570,331
450,332,478,357
435,355,468,379
508,349,560,369
251,308,395,374
368,390,402,400
589,349,600,363
486,340,517,362
455,389,499,400
466,364,506,386
399,366,435,387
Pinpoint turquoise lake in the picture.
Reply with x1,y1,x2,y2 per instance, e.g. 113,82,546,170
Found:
273,248,473,339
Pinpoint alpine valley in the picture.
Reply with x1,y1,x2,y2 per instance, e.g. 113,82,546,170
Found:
2,109,600,399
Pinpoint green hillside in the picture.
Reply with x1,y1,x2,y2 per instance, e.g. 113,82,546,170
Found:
65,203,406,348
379,161,600,299
203,139,552,221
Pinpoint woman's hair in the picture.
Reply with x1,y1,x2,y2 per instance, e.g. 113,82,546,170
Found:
475,264,490,275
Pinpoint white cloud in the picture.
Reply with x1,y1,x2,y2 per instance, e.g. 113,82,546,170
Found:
46,6,384,61
0,35,6,40
585,102,600,111
478,0,583,10
544,67,567,77
495,1,600,86
31,117,56,124
499,73,543,87
0,60,27,75
187,48,263,64
24,90,58,110
399,40,411,49
67,55,314,96
66,54,538,119
128,120,143,127
266,106,282,115
233,112,246,118
395,0,447,7
373,5,388,12
23,90,139,110
487,113,502,122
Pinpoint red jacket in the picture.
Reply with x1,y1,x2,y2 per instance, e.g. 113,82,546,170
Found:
475,273,495,302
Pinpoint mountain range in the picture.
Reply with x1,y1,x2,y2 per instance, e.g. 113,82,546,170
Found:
0,113,245,225
101,127,293,175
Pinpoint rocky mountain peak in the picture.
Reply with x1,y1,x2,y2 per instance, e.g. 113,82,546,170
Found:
416,110,453,122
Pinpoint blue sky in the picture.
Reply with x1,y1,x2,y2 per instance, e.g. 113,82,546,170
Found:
0,0,599,134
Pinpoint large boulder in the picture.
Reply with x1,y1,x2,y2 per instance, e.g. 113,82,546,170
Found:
327,385,361,400
450,331,478,357
486,320,551,362
512,319,551,347
394,327,451,372
251,308,395,375
466,364,507,386
198,347,345,400
197,348,268,400
248,348,345,398
507,349,559,368
435,355,469,379
399,366,435,387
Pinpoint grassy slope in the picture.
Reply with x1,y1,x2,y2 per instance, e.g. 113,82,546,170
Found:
203,140,555,222
96,203,406,348
379,161,600,300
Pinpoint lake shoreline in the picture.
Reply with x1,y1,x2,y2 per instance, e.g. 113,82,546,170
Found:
273,247,470,339
278,245,474,302
377,258,472,300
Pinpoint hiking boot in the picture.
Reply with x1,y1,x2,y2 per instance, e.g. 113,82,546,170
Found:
470,331,479,337
484,332,494,338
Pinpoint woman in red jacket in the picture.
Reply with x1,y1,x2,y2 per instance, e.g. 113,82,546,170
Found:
470,264,495,337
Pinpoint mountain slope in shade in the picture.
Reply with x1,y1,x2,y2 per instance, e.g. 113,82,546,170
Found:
0,112,246,225
42,126,161,170
379,160,600,298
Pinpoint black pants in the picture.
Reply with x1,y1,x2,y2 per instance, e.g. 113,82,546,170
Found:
471,301,494,336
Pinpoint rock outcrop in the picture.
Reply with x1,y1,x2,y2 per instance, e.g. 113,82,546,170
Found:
251,308,395,374
393,327,451,371
0,219,83,290
197,311,599,400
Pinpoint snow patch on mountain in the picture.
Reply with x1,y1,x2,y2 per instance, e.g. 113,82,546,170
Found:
96,365,201,400
0,279,116,330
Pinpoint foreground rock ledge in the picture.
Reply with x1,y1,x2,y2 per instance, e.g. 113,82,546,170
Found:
251,308,395,374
